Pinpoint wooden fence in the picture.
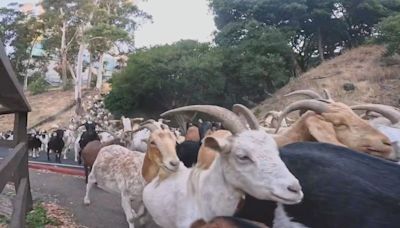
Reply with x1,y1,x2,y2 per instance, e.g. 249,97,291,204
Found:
0,112,32,227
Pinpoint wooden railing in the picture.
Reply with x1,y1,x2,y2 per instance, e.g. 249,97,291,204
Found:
0,112,32,227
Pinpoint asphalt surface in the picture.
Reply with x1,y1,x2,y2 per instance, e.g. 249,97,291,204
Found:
30,169,129,228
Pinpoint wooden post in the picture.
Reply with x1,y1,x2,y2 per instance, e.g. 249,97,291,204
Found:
13,112,33,213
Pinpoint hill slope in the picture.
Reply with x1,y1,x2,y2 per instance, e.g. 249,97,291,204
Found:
254,45,400,119
0,89,97,132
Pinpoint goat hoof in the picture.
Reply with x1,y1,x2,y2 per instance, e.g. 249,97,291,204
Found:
84,198,90,205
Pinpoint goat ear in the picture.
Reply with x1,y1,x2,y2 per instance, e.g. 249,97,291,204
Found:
203,135,231,154
305,115,345,146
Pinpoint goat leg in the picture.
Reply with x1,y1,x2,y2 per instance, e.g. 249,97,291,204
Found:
47,148,50,161
78,150,82,165
84,165,89,183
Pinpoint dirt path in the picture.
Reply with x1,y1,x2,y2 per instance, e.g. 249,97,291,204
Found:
30,169,128,228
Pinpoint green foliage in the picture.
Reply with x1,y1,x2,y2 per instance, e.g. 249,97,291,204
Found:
106,37,293,115
105,40,226,116
0,214,8,225
216,21,294,103
210,0,400,71
26,203,61,228
377,13,400,55
28,77,50,95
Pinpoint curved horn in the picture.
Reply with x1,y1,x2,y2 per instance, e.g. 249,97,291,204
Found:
275,100,329,133
232,104,259,130
351,104,400,124
323,89,332,100
129,123,160,134
263,111,280,119
131,117,144,123
284,90,323,99
161,105,245,134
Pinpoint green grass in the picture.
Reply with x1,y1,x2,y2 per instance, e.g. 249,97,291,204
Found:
0,214,9,225
26,203,61,228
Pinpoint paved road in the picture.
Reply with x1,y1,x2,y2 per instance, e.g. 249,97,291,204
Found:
30,169,129,228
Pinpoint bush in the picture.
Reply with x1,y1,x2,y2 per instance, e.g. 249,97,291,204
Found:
377,14,400,56
26,203,61,227
28,77,49,95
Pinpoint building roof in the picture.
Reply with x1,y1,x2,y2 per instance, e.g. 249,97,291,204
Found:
0,42,31,114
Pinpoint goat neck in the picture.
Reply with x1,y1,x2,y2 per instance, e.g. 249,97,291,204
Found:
191,156,243,221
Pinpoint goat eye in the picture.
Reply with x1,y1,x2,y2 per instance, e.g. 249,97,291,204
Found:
334,123,348,129
236,155,252,163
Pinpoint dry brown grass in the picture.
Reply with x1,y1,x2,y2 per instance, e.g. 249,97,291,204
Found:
0,89,98,132
254,45,400,119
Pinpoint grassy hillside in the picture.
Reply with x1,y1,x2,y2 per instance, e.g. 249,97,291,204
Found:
0,89,97,132
254,45,400,119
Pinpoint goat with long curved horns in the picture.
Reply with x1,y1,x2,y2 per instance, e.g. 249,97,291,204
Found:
142,104,303,228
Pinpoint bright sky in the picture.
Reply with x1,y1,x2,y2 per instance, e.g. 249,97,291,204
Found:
1,0,217,48
134,0,217,48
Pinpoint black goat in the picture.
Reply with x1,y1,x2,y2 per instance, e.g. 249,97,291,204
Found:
28,132,42,158
47,129,65,163
176,121,216,168
77,121,100,164
236,142,400,228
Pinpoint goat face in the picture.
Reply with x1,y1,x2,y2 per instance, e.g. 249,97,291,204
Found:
84,122,96,133
205,130,303,205
147,129,180,173
317,103,394,159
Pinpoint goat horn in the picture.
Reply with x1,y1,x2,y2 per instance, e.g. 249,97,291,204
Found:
161,105,245,134
351,104,400,124
140,119,157,126
232,104,259,130
284,90,323,99
131,117,144,123
323,89,332,100
263,111,280,119
275,100,329,133
130,123,160,134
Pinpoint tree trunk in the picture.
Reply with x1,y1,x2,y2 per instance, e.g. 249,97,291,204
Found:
75,41,85,101
87,54,92,88
96,52,104,90
24,37,39,90
317,27,325,61
61,20,68,88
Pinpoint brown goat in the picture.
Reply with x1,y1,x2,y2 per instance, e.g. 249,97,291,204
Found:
185,125,200,141
81,138,123,183
273,100,395,160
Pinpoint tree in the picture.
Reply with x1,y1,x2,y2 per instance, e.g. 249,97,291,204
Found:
377,13,400,55
105,40,225,116
209,0,400,71
0,5,47,88
87,0,145,90
215,20,294,105
41,0,84,89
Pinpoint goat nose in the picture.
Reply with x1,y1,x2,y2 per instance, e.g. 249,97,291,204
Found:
287,183,302,193
170,160,179,167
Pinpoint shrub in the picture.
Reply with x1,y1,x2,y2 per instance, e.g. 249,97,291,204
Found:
26,203,61,227
28,77,49,95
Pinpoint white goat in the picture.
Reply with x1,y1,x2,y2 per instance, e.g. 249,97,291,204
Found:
143,105,303,228
61,129,75,160
83,124,180,228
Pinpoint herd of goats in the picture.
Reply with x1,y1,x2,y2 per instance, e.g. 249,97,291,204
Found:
2,89,400,228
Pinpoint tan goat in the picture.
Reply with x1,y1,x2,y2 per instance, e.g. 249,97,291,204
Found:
272,100,395,160
83,123,180,228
